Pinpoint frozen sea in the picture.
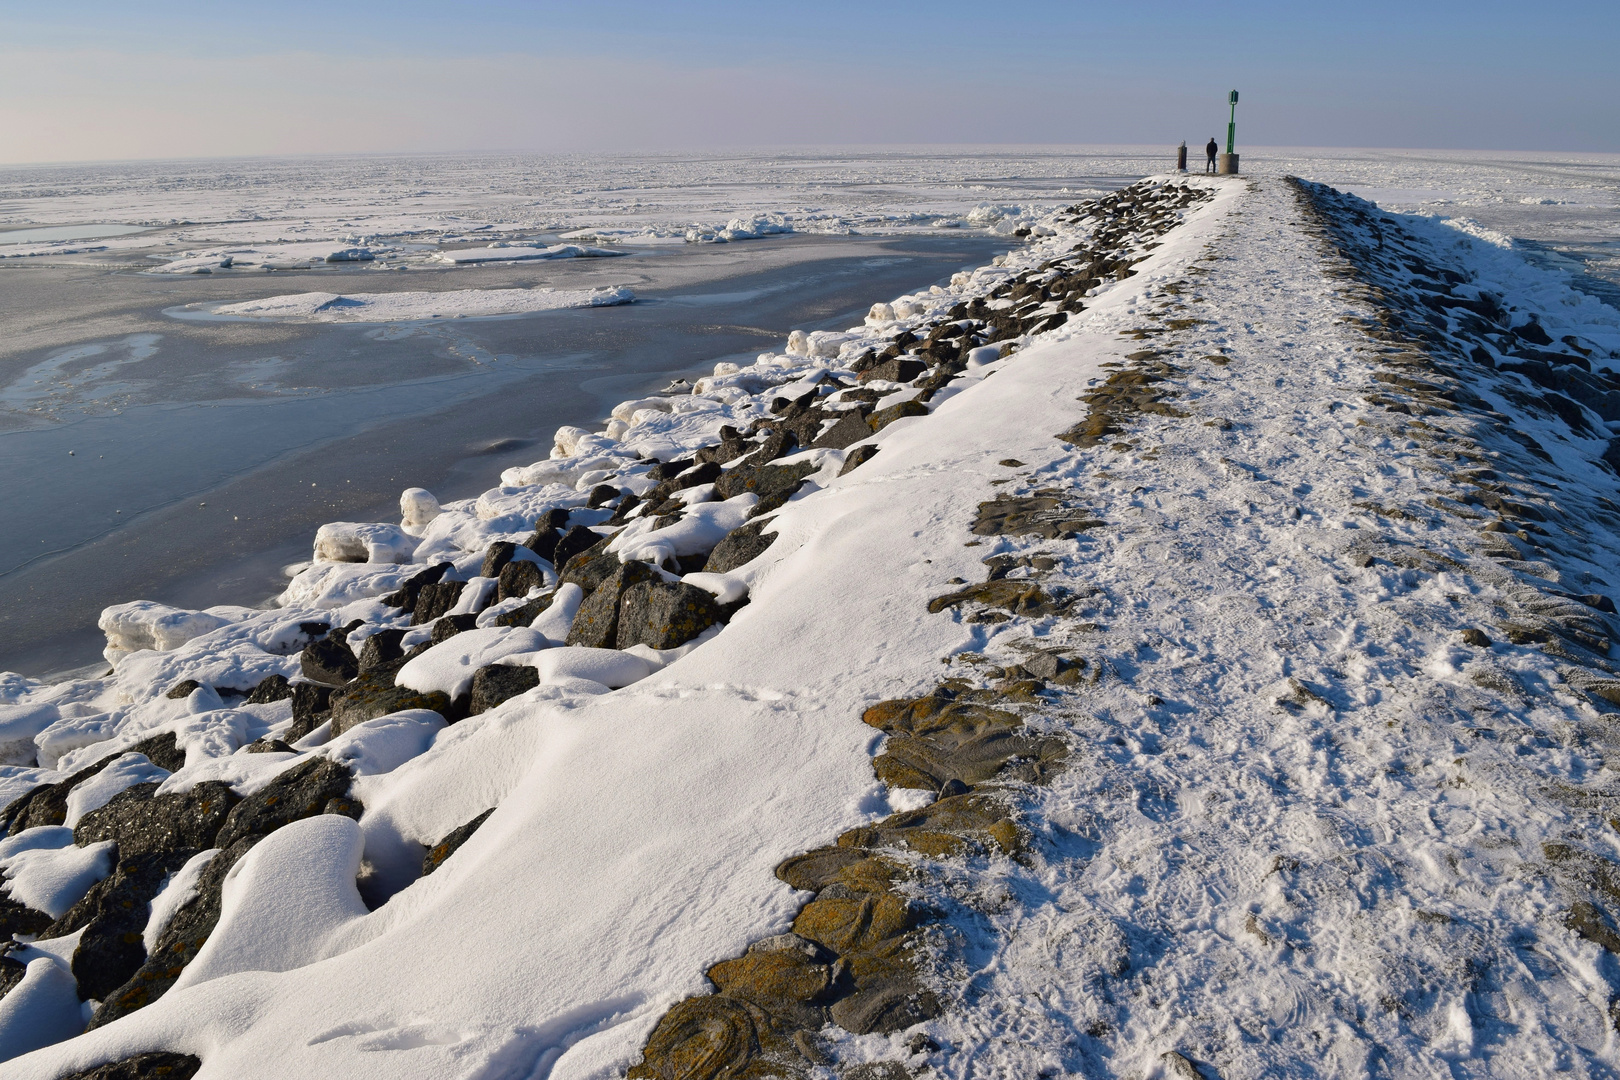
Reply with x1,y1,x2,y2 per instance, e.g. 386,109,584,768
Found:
0,145,1615,677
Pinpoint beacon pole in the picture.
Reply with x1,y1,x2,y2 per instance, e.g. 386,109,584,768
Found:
1218,90,1240,175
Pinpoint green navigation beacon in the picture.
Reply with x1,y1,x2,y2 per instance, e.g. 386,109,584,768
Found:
1218,90,1240,175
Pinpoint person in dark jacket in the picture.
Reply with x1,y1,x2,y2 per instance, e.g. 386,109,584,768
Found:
1205,138,1219,173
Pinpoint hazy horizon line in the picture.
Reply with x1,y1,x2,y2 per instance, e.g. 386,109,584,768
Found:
4,142,1618,172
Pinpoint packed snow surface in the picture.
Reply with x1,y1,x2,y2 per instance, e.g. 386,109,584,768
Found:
4,159,1620,1079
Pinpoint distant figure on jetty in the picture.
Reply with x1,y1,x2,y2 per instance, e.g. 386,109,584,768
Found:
1205,138,1219,173
1177,142,1188,171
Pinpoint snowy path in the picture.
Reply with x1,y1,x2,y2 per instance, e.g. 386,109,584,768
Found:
878,178,1620,1078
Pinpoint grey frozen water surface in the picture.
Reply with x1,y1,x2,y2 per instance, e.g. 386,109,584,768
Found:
0,231,1019,675
0,223,148,244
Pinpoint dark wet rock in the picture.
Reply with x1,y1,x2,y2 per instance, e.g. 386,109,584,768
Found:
839,793,1027,858
830,982,942,1037
1461,628,1493,647
811,410,874,451
328,668,451,737
713,460,818,517
498,558,547,602
494,593,553,628
566,561,658,648
839,445,880,476
859,357,927,384
469,665,540,715
1567,900,1620,954
56,1052,203,1080
127,732,186,773
671,461,723,490
646,457,696,482
926,579,1062,618
972,493,1103,538
411,579,467,626
707,934,840,1029
431,613,479,645
164,680,202,701
533,506,573,533
0,895,52,938
616,581,722,649
422,808,495,876
627,996,776,1080
1515,317,1554,346
868,400,929,432
246,739,296,754
48,849,197,1001
0,950,26,999
1567,592,1618,614
357,628,408,672
937,778,970,799
381,562,450,610
300,635,359,687
742,428,799,466
75,781,238,857
526,526,563,563
695,436,751,466
480,540,520,580
863,691,1066,792
559,552,623,596
553,525,608,570
324,795,364,821
1018,650,1084,684
214,758,356,850
245,673,293,704
776,846,895,892
702,520,776,574
605,492,644,525
4,735,179,836
587,483,622,509
288,682,334,741
90,837,256,1027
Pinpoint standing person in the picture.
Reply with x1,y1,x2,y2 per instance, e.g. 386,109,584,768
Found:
1205,137,1219,173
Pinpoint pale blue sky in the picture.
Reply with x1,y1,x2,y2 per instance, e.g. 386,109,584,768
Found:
2,1,1614,163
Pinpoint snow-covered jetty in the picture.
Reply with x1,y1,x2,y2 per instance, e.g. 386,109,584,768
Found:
5,173,1620,1079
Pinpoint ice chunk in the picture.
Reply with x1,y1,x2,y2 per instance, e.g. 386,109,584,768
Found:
400,487,441,532
210,285,633,322
313,521,417,564
277,561,419,608
610,397,675,422
0,702,58,766
98,600,251,666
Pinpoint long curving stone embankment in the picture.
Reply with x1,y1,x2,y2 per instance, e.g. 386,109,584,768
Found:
5,172,1620,1079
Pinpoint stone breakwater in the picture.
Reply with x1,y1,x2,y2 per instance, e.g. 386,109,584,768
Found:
8,171,1620,1077
0,178,1212,1074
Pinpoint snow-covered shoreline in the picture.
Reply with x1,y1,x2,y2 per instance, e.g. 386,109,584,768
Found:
6,168,1620,1078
